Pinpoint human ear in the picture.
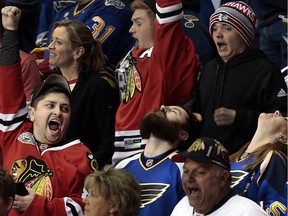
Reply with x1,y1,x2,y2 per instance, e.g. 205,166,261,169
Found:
6,197,13,212
179,130,189,141
109,203,119,215
276,134,288,144
29,107,35,122
220,170,230,187
74,46,85,59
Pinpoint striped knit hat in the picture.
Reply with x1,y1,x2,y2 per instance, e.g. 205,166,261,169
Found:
209,1,256,47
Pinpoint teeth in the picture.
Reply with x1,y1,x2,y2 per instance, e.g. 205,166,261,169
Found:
49,119,60,131
188,187,199,196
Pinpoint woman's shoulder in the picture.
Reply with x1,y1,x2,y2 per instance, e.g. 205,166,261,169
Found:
260,150,287,174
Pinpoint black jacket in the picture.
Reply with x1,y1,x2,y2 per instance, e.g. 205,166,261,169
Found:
6,0,41,53
192,48,287,153
66,65,118,169
255,0,287,27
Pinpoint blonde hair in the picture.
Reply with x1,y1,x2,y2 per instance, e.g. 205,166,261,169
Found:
84,165,141,216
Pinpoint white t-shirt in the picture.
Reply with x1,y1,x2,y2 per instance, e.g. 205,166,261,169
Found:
171,194,268,216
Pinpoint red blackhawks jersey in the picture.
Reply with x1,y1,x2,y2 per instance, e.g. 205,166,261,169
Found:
113,0,201,163
0,63,97,216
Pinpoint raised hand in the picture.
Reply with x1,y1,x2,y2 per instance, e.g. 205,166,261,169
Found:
1,6,21,31
214,107,236,126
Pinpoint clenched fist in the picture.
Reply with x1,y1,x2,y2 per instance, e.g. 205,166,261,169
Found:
1,6,21,31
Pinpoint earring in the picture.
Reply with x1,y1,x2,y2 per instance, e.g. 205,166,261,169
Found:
73,59,77,68
109,210,113,216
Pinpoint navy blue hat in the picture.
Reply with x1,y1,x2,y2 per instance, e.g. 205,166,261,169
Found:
172,137,231,170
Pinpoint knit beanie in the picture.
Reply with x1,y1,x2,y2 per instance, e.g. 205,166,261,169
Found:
209,1,256,47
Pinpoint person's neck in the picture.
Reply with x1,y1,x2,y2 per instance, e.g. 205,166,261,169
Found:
60,66,80,81
245,131,274,153
144,136,177,157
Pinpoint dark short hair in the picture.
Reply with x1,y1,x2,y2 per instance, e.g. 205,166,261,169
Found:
179,105,201,151
0,168,15,204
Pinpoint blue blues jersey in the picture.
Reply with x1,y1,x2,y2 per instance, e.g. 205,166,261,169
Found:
115,150,185,216
43,0,134,65
181,8,217,65
231,150,287,216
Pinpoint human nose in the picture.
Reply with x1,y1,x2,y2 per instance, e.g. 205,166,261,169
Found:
47,40,54,50
274,110,281,116
214,28,223,38
185,172,196,183
82,196,88,204
129,24,135,34
189,172,196,181
160,105,166,112
52,106,61,116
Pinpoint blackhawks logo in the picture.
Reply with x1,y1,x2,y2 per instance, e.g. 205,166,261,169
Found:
10,156,54,201
123,55,142,103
